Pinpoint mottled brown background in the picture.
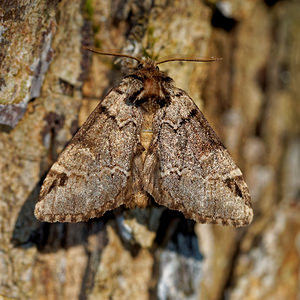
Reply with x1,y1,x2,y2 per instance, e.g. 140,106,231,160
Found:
0,0,299,299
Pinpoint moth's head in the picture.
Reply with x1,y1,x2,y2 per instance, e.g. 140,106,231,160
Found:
135,58,165,78
137,58,158,70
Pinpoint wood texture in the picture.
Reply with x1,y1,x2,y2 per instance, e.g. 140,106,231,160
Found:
0,0,299,299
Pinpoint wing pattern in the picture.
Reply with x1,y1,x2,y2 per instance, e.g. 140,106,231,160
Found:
35,80,143,222
144,87,253,226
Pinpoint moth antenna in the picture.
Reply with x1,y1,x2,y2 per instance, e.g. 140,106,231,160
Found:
83,46,143,64
157,56,222,65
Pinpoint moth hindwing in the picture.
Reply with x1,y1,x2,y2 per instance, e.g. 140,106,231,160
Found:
35,56,253,227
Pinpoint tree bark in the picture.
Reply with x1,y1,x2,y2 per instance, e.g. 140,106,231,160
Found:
0,0,299,299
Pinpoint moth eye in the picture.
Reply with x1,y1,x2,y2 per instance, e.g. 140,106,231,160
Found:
156,66,159,70
137,64,143,69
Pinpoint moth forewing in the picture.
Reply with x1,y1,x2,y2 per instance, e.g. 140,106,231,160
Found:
35,49,253,227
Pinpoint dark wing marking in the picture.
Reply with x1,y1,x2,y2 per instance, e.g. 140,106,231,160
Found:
144,88,253,227
35,83,142,222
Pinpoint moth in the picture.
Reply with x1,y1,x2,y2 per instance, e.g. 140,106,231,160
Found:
35,47,253,227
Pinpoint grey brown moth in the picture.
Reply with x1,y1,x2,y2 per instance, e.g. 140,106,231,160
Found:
34,48,253,227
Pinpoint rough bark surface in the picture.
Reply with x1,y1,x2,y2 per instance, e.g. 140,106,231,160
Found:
0,0,299,300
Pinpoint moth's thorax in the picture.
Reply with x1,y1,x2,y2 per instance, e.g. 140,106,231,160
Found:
142,77,164,99
129,64,173,104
